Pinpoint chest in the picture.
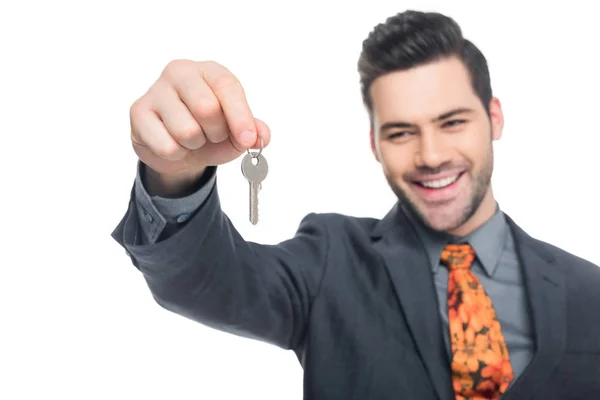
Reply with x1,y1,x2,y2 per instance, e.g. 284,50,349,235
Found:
303,275,439,399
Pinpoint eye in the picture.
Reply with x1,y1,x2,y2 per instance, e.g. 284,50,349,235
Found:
442,119,466,128
387,131,414,139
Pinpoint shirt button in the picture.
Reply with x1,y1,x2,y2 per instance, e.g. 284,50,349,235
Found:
143,210,153,222
176,213,190,223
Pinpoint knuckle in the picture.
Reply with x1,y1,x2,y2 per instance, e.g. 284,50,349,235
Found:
193,98,222,120
163,59,192,79
173,122,202,141
198,60,244,92
199,60,222,69
212,72,240,91
155,142,185,160
129,98,147,120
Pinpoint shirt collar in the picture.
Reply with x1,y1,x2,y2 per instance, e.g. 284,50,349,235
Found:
402,202,509,277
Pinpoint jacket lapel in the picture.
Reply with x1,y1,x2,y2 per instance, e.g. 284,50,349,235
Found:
372,203,455,400
371,206,568,400
502,215,567,400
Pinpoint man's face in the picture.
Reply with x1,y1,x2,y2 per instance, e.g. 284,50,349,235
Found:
370,56,503,234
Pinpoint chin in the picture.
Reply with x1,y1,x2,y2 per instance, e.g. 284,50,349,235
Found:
411,188,485,235
387,161,493,234
394,184,477,234
418,208,470,233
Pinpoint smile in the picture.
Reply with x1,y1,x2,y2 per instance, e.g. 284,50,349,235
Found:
411,172,466,203
417,174,461,189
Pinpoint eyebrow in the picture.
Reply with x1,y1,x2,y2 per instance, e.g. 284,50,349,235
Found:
379,107,476,132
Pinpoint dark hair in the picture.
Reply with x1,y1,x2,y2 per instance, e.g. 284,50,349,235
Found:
358,10,492,122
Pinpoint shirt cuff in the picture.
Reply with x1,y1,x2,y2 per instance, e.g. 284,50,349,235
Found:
133,161,217,243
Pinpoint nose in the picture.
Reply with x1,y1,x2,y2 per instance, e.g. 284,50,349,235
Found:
415,131,451,168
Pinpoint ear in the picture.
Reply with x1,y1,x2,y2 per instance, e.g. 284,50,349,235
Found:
370,128,380,162
489,97,504,141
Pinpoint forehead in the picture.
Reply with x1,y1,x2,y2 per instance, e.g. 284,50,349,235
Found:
370,57,481,122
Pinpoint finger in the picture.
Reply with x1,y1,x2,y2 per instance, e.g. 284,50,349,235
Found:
200,61,257,149
251,118,272,149
131,102,188,161
170,72,231,145
151,82,207,150
183,116,271,167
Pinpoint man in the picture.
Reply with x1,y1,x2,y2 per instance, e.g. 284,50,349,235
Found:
112,9,600,400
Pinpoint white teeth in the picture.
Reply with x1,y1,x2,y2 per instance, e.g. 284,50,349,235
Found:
420,174,459,189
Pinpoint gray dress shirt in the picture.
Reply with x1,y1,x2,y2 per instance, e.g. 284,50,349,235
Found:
132,161,535,382
133,162,217,245
404,204,535,382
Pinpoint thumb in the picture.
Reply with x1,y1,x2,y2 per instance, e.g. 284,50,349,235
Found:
235,129,257,150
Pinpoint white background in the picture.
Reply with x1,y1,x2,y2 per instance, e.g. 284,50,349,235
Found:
1,1,599,399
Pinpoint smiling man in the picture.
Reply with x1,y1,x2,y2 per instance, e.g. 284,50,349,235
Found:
370,56,500,237
113,9,600,400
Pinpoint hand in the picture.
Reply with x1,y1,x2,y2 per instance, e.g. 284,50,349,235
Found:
129,59,271,178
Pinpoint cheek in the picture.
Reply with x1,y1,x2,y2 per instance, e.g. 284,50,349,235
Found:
464,133,491,167
452,123,491,168
378,143,412,178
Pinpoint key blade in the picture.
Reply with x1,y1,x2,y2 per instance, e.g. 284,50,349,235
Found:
241,152,267,226
250,181,260,225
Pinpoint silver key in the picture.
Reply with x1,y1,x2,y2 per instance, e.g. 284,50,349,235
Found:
241,152,268,225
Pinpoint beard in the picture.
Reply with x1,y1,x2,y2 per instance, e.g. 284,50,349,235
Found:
386,144,494,233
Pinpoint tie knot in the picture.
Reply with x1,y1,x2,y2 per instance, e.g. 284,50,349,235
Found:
441,243,476,270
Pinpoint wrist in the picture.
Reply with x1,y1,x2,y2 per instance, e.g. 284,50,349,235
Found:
143,165,207,198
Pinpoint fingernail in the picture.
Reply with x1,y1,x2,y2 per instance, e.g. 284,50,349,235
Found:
240,130,255,147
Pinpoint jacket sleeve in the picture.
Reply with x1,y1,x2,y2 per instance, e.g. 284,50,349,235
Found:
132,161,218,245
111,171,330,351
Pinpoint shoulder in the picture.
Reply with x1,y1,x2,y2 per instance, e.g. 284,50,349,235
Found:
300,211,381,237
532,236,600,283
505,213,600,282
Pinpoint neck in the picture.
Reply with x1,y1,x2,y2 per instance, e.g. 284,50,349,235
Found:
447,187,498,237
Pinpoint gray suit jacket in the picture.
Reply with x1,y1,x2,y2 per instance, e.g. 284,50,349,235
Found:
112,176,600,400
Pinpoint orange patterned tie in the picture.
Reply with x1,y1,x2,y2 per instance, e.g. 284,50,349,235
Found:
441,244,514,400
